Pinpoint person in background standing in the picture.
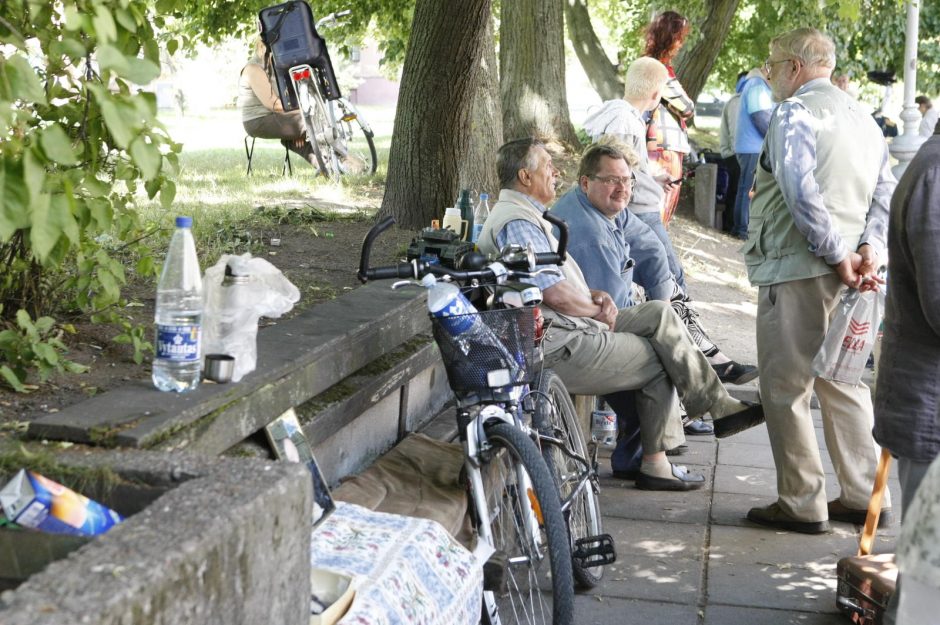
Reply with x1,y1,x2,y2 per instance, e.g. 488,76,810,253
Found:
742,28,896,534
644,11,693,226
718,71,749,233
915,95,939,137
732,68,773,240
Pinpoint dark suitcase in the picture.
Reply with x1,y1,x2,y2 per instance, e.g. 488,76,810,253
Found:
835,448,896,624
258,0,342,111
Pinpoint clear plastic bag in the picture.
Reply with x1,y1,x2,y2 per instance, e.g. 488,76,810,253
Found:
202,254,300,382
812,286,885,385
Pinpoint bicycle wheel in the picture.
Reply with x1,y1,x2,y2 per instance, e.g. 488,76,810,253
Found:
300,81,341,181
532,370,606,589
478,421,574,625
337,99,378,176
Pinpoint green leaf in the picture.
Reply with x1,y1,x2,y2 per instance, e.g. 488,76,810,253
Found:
63,361,89,374
23,149,46,205
4,55,47,105
29,194,77,263
89,84,133,148
129,137,161,181
114,7,138,32
97,267,120,301
0,365,26,392
167,38,179,56
39,124,79,166
33,342,59,365
96,44,130,76
15,309,35,333
62,4,83,30
160,180,177,209
123,57,161,85
0,159,31,240
93,6,118,44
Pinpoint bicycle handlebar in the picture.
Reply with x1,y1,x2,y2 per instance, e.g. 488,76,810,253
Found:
357,211,569,284
316,9,351,29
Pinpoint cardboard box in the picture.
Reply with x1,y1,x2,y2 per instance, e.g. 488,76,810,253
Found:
0,470,123,536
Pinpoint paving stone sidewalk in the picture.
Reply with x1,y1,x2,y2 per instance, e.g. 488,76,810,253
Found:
578,401,898,625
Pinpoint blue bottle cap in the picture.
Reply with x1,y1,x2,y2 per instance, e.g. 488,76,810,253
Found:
480,193,489,200
175,216,193,228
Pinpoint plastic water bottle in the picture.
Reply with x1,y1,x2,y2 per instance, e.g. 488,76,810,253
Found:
152,216,203,392
591,404,617,447
471,193,490,243
422,274,520,387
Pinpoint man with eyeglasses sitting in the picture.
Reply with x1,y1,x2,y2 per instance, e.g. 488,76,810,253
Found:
476,137,767,491
553,141,758,478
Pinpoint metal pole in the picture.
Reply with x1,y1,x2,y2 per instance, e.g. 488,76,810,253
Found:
889,0,926,178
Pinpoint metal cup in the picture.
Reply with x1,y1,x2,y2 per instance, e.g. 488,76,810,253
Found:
204,354,235,383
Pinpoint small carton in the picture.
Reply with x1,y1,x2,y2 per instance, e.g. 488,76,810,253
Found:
0,469,124,536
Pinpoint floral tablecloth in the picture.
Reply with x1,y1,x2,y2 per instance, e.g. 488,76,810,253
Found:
311,502,483,625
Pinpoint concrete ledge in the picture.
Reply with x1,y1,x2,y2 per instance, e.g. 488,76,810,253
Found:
0,449,312,625
28,283,429,451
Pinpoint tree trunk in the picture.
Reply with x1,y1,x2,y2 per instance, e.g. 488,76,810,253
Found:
457,12,502,198
674,0,741,104
564,0,623,101
378,0,490,229
500,0,580,149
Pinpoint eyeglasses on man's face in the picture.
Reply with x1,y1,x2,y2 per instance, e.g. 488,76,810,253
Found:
589,174,636,190
763,58,793,74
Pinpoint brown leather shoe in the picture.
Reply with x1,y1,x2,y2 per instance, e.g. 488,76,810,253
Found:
746,502,831,534
828,498,893,528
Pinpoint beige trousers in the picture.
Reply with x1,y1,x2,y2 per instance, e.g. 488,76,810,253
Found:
547,300,725,453
756,274,889,521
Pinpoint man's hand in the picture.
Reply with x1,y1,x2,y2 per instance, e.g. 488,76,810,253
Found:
590,290,618,328
856,244,885,292
834,253,863,289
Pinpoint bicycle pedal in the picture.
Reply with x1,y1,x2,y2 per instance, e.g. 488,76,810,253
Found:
482,550,509,593
341,113,357,122
572,533,616,568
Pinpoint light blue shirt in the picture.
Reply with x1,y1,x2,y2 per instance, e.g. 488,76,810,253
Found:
735,76,773,154
495,196,564,292
765,78,893,264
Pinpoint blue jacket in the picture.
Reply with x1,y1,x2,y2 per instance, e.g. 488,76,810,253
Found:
552,188,673,308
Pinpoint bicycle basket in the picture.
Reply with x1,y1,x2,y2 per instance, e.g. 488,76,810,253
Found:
430,307,538,395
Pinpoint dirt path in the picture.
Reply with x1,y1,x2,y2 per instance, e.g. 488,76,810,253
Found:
669,214,760,377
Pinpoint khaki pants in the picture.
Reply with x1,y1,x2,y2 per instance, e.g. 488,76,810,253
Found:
547,300,725,453
756,274,889,521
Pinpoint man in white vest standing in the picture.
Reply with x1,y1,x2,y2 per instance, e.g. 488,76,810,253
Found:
743,28,897,533
476,138,766,491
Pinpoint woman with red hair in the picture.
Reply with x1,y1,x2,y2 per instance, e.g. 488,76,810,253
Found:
644,11,694,225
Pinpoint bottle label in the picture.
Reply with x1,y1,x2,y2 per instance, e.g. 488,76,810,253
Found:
471,223,484,243
156,324,201,361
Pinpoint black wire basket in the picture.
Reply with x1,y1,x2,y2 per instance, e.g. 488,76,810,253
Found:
430,307,538,395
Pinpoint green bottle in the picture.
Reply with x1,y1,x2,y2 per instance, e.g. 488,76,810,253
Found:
457,189,473,241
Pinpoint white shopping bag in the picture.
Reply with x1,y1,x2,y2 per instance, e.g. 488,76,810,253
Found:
812,286,885,385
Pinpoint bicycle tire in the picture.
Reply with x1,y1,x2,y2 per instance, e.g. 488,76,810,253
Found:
532,370,605,590
304,82,341,181
479,421,574,625
337,99,378,176
296,80,329,175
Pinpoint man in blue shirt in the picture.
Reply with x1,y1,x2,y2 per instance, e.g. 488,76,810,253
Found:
476,138,767,490
732,69,773,239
